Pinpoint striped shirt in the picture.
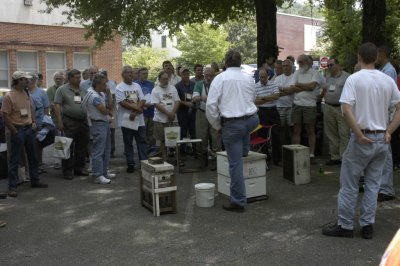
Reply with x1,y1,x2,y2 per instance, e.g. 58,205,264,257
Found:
255,81,279,107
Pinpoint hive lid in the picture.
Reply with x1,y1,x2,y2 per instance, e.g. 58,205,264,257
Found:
216,151,266,161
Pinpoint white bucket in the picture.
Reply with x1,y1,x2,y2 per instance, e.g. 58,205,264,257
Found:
195,183,215,207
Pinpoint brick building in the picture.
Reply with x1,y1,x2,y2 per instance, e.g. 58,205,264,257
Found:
0,0,122,89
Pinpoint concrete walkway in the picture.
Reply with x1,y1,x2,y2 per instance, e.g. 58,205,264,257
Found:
0,139,399,265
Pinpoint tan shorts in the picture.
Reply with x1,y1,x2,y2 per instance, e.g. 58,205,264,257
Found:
153,121,178,142
291,105,316,125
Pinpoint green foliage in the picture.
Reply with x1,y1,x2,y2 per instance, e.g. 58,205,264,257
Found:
42,0,255,47
224,18,257,64
176,24,230,68
122,47,169,82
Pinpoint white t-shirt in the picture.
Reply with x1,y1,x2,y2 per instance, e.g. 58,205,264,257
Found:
206,67,257,130
151,85,180,123
275,73,294,108
340,69,400,130
115,82,145,128
291,68,321,107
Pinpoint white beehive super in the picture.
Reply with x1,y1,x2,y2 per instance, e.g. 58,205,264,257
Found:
282,144,311,185
216,151,267,198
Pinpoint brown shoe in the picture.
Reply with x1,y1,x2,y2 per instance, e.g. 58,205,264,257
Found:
7,189,17,198
222,202,245,213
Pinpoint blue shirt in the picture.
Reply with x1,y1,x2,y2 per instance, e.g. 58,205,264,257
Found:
82,88,108,121
80,79,92,93
135,80,154,117
381,62,397,83
29,88,50,126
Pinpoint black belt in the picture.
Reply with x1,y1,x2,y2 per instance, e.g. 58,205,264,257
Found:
325,103,341,107
361,129,386,134
221,114,254,122
91,119,107,123
259,106,277,109
63,114,85,122
14,124,32,130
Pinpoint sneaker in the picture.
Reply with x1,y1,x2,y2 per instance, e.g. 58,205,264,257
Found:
8,189,17,197
361,225,373,239
126,165,134,173
106,172,116,179
94,176,111,184
322,223,354,238
377,193,395,202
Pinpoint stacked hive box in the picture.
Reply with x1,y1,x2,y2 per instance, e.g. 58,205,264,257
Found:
282,144,311,185
217,151,267,199
140,160,177,216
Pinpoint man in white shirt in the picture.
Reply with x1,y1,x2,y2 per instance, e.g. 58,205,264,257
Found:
206,50,259,212
322,43,400,240
115,66,148,173
289,54,321,164
275,59,294,145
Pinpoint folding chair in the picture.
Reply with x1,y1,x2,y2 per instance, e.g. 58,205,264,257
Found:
250,124,275,170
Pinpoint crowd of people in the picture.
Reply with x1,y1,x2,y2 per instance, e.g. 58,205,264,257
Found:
0,44,399,238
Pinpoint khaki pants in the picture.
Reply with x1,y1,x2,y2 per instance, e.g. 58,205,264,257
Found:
323,104,350,160
195,110,221,155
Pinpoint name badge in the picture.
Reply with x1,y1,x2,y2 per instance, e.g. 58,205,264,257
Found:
185,93,192,100
329,85,336,92
20,108,28,118
74,96,82,103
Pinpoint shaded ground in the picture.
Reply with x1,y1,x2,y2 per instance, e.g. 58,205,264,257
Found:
0,134,399,266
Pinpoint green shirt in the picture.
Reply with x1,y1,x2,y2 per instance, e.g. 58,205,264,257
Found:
46,85,58,103
54,83,87,120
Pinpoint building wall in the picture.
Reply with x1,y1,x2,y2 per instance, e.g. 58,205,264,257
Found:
277,13,324,60
0,22,122,88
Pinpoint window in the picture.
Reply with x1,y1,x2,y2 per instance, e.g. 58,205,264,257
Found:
0,51,9,88
17,51,38,73
161,35,167,48
46,52,65,87
73,53,91,71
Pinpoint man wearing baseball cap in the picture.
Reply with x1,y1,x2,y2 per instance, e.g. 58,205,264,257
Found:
1,71,48,197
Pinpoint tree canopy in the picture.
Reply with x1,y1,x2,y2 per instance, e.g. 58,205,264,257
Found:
176,24,230,68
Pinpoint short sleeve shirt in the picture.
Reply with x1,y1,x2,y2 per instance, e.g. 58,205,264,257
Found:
175,80,196,114
115,82,145,128
275,73,294,108
324,71,350,105
255,81,279,107
135,80,155,118
291,68,321,107
30,88,50,126
54,83,87,120
82,88,109,121
1,89,33,126
340,69,400,130
151,85,180,123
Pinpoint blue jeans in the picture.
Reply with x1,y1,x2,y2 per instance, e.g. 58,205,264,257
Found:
8,126,39,189
379,147,395,196
121,126,148,168
90,122,111,178
337,133,388,229
222,114,259,206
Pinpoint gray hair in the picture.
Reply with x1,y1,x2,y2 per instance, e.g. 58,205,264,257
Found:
53,71,64,79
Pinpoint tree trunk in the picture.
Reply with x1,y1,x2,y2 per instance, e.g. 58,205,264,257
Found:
362,0,386,46
255,0,277,67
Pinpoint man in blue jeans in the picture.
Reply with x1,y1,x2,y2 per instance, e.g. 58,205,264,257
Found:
116,66,148,173
322,43,400,239
1,71,48,197
206,50,258,212
82,73,113,184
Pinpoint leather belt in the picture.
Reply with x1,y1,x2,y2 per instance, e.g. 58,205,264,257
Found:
91,119,107,123
222,114,254,122
361,129,386,134
63,114,85,122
